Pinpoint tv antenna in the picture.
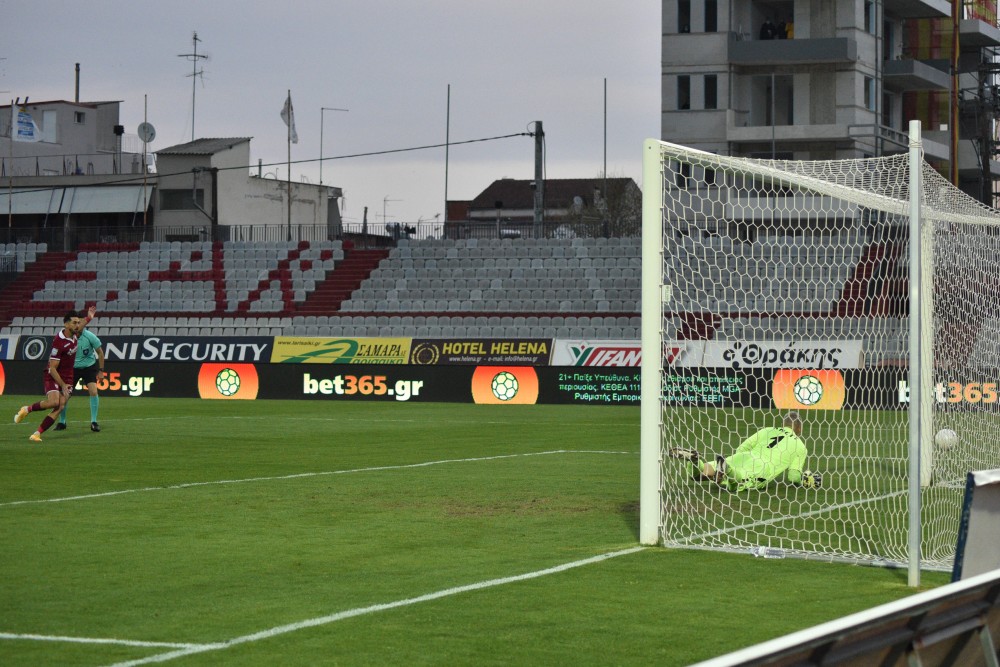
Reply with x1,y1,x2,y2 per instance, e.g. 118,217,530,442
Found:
177,32,208,142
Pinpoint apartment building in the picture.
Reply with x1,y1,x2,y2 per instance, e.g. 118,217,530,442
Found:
662,0,1000,202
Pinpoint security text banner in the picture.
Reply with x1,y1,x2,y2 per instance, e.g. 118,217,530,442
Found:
0,335,17,360
16,335,273,363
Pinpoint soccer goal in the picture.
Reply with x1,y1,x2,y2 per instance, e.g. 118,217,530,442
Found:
639,122,1000,584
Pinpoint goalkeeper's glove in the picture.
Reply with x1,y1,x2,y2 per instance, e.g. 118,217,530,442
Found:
801,470,822,489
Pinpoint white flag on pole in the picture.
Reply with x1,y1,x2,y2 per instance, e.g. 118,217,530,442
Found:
13,106,41,142
280,93,298,144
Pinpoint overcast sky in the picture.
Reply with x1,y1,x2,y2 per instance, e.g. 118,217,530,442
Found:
2,1,660,226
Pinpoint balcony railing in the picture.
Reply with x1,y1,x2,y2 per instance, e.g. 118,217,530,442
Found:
728,36,856,66
0,151,151,177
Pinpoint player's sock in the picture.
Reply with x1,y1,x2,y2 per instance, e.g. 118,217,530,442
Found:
29,402,43,412
39,416,55,433
90,395,99,423
58,407,67,425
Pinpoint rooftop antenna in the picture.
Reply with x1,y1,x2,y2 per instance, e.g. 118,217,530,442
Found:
177,31,208,142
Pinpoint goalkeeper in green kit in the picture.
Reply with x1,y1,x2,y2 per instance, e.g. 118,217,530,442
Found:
669,411,822,491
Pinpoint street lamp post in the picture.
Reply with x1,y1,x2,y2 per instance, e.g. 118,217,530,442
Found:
320,106,348,186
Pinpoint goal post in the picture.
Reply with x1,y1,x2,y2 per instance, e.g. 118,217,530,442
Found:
639,139,665,546
640,125,1000,580
906,119,927,588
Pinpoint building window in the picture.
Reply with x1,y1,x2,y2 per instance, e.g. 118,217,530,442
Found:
882,92,894,128
883,20,894,60
678,75,691,110
704,74,718,109
678,0,691,32
864,1,876,34
864,76,876,111
704,0,717,32
74,111,85,124
160,189,205,210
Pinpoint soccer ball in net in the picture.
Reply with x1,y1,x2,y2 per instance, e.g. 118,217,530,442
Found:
216,368,241,397
792,375,823,406
491,371,519,401
935,428,959,450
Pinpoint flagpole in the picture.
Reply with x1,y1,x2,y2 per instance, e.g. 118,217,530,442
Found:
286,89,292,242
8,100,13,230
143,95,148,229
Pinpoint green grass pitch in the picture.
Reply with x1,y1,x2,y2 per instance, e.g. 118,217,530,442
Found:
1,397,948,666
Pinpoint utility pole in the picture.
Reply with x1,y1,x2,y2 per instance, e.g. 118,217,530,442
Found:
178,32,208,142
533,121,544,237
445,84,451,226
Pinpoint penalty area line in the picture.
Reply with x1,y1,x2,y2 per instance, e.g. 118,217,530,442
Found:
102,546,646,667
0,632,213,650
0,449,631,509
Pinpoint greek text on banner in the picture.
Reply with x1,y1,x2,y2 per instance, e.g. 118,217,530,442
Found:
702,340,864,370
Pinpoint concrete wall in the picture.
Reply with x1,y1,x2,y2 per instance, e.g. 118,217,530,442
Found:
1,101,130,176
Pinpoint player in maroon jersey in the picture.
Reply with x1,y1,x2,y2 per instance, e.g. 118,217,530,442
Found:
14,311,81,442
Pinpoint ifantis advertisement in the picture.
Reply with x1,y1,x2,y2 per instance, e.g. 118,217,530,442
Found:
772,369,845,410
471,366,539,405
198,363,260,400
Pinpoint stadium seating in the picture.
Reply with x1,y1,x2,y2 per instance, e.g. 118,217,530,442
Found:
0,229,920,351
342,237,641,315
0,238,646,338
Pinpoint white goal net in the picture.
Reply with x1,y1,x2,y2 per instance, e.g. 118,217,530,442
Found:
639,131,1000,572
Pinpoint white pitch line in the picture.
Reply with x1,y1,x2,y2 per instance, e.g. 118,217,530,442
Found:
4,414,639,428
0,632,213,650
0,449,632,509
678,489,908,543
102,546,646,667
